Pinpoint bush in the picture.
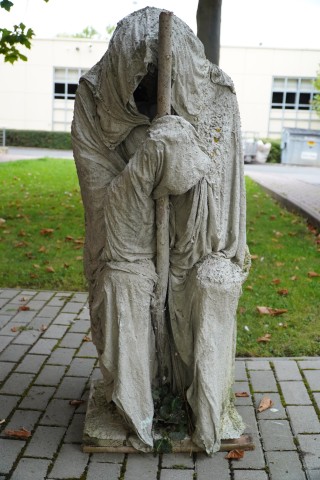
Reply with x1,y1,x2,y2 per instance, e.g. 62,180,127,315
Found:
5,129,72,150
261,138,281,163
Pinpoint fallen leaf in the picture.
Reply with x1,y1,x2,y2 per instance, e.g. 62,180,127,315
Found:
308,271,320,278
256,306,288,316
18,229,26,237
269,215,276,220
18,305,30,311
40,228,54,235
20,297,27,302
11,326,18,332
257,333,272,343
235,392,249,397
277,288,289,296
251,255,259,260
76,256,83,261
83,336,91,342
4,427,31,439
246,285,253,291
69,399,85,407
271,278,281,285
74,239,84,245
40,325,47,332
257,396,274,412
0,218,6,225
45,266,55,273
275,262,284,267
33,264,40,269
74,245,82,250
14,241,27,248
29,273,38,279
65,235,74,241
38,245,47,253
225,449,245,460
290,276,298,281
64,263,70,269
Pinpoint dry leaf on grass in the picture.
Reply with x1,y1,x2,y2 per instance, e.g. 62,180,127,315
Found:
275,262,284,267
256,306,288,316
45,266,55,273
271,278,281,285
308,271,320,278
65,235,74,241
4,427,31,439
257,333,272,343
290,275,298,281
277,289,289,296
225,449,245,460
251,255,259,260
18,305,30,311
235,392,249,398
38,245,47,253
257,396,274,412
40,228,54,235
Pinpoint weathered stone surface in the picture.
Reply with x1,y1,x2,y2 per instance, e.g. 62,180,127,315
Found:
266,451,305,480
48,443,89,479
10,457,51,480
24,426,65,458
0,438,25,474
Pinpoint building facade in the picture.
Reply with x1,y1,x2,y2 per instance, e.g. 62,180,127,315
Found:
0,38,319,138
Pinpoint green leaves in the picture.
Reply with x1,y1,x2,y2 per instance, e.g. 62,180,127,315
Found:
0,0,49,62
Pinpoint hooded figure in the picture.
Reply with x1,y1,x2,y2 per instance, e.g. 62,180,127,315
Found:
72,7,250,454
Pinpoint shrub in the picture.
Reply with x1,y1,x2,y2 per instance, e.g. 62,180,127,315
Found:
261,138,281,163
5,129,72,150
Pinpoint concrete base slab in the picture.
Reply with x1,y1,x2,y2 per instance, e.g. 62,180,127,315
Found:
82,380,255,454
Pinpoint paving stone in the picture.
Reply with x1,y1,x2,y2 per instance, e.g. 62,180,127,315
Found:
74,388,90,414
29,338,57,355
273,360,302,381
0,394,20,418
20,386,55,410
53,313,77,325
54,376,87,399
1,373,34,395
0,314,12,329
90,367,103,382
64,413,85,443
10,457,51,480
297,434,320,470
11,293,35,304
28,316,54,330
48,443,89,479
67,357,96,377
40,398,74,426
15,354,47,374
235,361,247,381
162,453,194,468
0,289,20,299
12,329,41,345
232,406,265,469
72,293,88,303
125,454,159,480
33,291,54,301
287,406,320,434
303,370,320,391
47,348,76,366
38,306,61,318
246,360,272,371
0,361,15,381
24,425,65,458
2,409,41,436
77,307,90,320
0,438,26,474
249,371,278,393
280,381,312,405
35,365,66,386
196,452,230,480
76,341,97,358
0,344,30,362
233,381,252,406
255,393,287,420
0,322,20,336
233,471,268,480
298,360,320,370
0,336,13,353
266,451,305,480
308,470,320,480
69,319,90,333
41,324,69,339
61,302,84,314
46,297,69,307
314,392,320,410
11,310,36,323
90,452,125,463
59,333,85,349
1,303,19,315
258,419,295,451
25,300,47,311
161,470,194,480
86,461,121,480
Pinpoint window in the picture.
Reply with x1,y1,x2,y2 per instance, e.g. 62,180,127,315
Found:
271,77,318,111
53,67,87,100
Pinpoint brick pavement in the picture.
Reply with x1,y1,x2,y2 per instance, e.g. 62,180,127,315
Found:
1,288,320,479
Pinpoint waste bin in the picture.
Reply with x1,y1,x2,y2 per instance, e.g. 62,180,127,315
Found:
281,128,320,166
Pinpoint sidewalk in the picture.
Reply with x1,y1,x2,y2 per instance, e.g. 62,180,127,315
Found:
0,288,320,479
244,164,320,228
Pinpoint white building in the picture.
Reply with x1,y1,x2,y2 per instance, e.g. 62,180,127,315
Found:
0,37,319,138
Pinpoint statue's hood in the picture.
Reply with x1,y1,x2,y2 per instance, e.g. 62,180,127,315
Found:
80,7,234,150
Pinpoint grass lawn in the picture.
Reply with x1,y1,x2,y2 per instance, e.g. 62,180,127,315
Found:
0,159,319,356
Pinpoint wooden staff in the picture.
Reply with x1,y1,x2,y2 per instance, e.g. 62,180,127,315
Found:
153,11,173,385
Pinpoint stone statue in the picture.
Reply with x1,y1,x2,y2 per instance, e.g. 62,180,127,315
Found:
72,7,250,455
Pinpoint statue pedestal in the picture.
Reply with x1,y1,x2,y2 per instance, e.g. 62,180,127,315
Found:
82,380,255,454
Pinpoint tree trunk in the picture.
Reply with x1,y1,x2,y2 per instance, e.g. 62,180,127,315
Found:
196,0,222,65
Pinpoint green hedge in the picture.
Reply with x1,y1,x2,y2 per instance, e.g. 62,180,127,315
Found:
6,129,72,150
262,138,281,163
